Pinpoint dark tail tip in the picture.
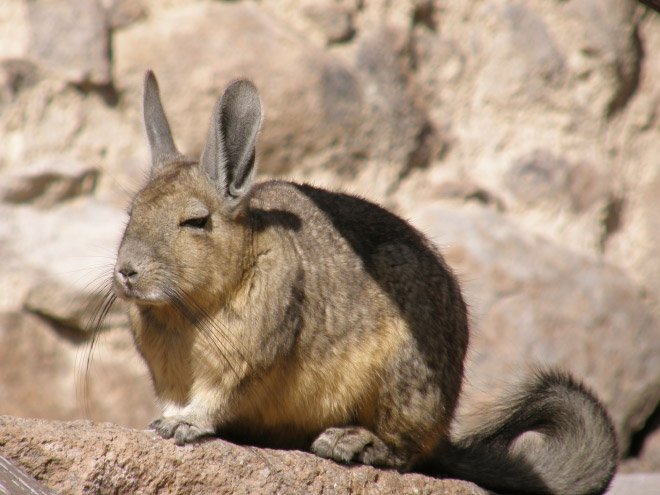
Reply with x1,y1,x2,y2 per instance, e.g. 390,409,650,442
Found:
431,369,618,495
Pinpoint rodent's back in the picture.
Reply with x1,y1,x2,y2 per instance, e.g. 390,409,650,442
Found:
248,180,468,342
243,180,469,441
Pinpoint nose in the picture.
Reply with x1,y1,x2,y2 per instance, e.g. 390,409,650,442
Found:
116,263,139,286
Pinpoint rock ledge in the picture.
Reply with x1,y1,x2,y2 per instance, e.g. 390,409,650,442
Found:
0,415,486,494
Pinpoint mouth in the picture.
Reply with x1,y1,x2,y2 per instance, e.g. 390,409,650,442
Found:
113,279,168,306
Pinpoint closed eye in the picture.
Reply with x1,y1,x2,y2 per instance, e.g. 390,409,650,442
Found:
180,215,210,229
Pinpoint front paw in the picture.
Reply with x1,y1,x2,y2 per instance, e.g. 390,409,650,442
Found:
149,417,214,445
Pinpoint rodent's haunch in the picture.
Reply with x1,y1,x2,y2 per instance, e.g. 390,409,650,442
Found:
112,71,617,494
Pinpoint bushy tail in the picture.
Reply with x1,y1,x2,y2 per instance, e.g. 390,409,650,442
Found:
434,370,618,495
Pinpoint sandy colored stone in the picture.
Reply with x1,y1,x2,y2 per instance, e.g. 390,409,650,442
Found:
606,472,660,495
0,199,125,313
0,156,98,207
302,0,356,44
112,1,431,183
0,312,156,429
0,0,658,477
0,416,487,495
26,0,110,85
409,204,660,453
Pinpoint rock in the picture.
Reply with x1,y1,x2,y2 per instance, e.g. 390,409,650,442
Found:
0,76,140,188
567,0,641,117
598,10,660,348
621,425,660,473
0,312,156,428
409,204,660,453
412,30,466,96
352,27,439,175
474,2,566,106
0,199,126,317
112,1,432,185
427,178,505,211
302,0,356,44
0,156,98,207
606,472,660,495
604,133,660,340
0,1,29,60
103,0,146,30
26,0,111,85
353,0,438,34
503,149,609,212
1,78,82,168
0,415,488,495
409,0,650,261
503,149,576,207
23,278,126,333
0,59,40,105
466,0,640,117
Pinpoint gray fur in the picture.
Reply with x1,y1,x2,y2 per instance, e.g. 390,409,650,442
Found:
430,370,618,495
200,79,262,206
112,71,618,495
143,70,185,170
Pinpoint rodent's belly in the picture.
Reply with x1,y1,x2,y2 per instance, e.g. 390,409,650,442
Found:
237,358,373,436
235,317,407,440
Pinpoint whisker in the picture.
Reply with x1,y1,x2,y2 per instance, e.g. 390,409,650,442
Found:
165,287,247,385
76,284,117,419
179,289,253,366
169,282,290,426
74,265,116,293
97,164,140,203
164,285,282,426
167,269,260,372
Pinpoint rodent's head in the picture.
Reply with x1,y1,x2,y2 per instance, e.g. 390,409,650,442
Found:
113,71,263,308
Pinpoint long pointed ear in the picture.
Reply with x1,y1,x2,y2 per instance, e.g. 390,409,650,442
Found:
200,79,263,207
143,70,184,173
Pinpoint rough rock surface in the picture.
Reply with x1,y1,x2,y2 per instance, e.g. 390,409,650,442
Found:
0,312,156,429
113,1,432,184
26,0,111,85
408,204,659,452
606,472,660,495
0,416,487,495
1,0,659,486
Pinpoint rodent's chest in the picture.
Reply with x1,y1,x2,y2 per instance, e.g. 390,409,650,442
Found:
130,308,226,402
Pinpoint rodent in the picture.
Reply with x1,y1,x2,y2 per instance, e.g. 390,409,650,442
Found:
112,71,618,495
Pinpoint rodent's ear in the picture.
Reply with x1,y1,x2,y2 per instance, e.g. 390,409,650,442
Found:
143,70,185,173
200,79,263,207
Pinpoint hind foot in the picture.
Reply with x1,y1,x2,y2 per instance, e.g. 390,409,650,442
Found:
311,426,404,469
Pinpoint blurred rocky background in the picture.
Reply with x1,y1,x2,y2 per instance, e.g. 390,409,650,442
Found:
0,0,658,488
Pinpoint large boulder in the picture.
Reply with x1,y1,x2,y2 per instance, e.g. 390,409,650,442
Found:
0,198,124,317
26,0,111,85
410,0,649,259
0,0,658,479
0,312,156,428
113,2,433,185
2,415,658,494
408,203,660,453
0,416,487,495
0,198,157,428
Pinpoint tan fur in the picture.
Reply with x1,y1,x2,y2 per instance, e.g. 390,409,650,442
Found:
110,72,617,495
236,309,408,435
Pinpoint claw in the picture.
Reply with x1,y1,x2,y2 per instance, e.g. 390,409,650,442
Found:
148,416,213,444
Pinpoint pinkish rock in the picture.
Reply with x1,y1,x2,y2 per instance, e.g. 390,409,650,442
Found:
0,415,487,495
